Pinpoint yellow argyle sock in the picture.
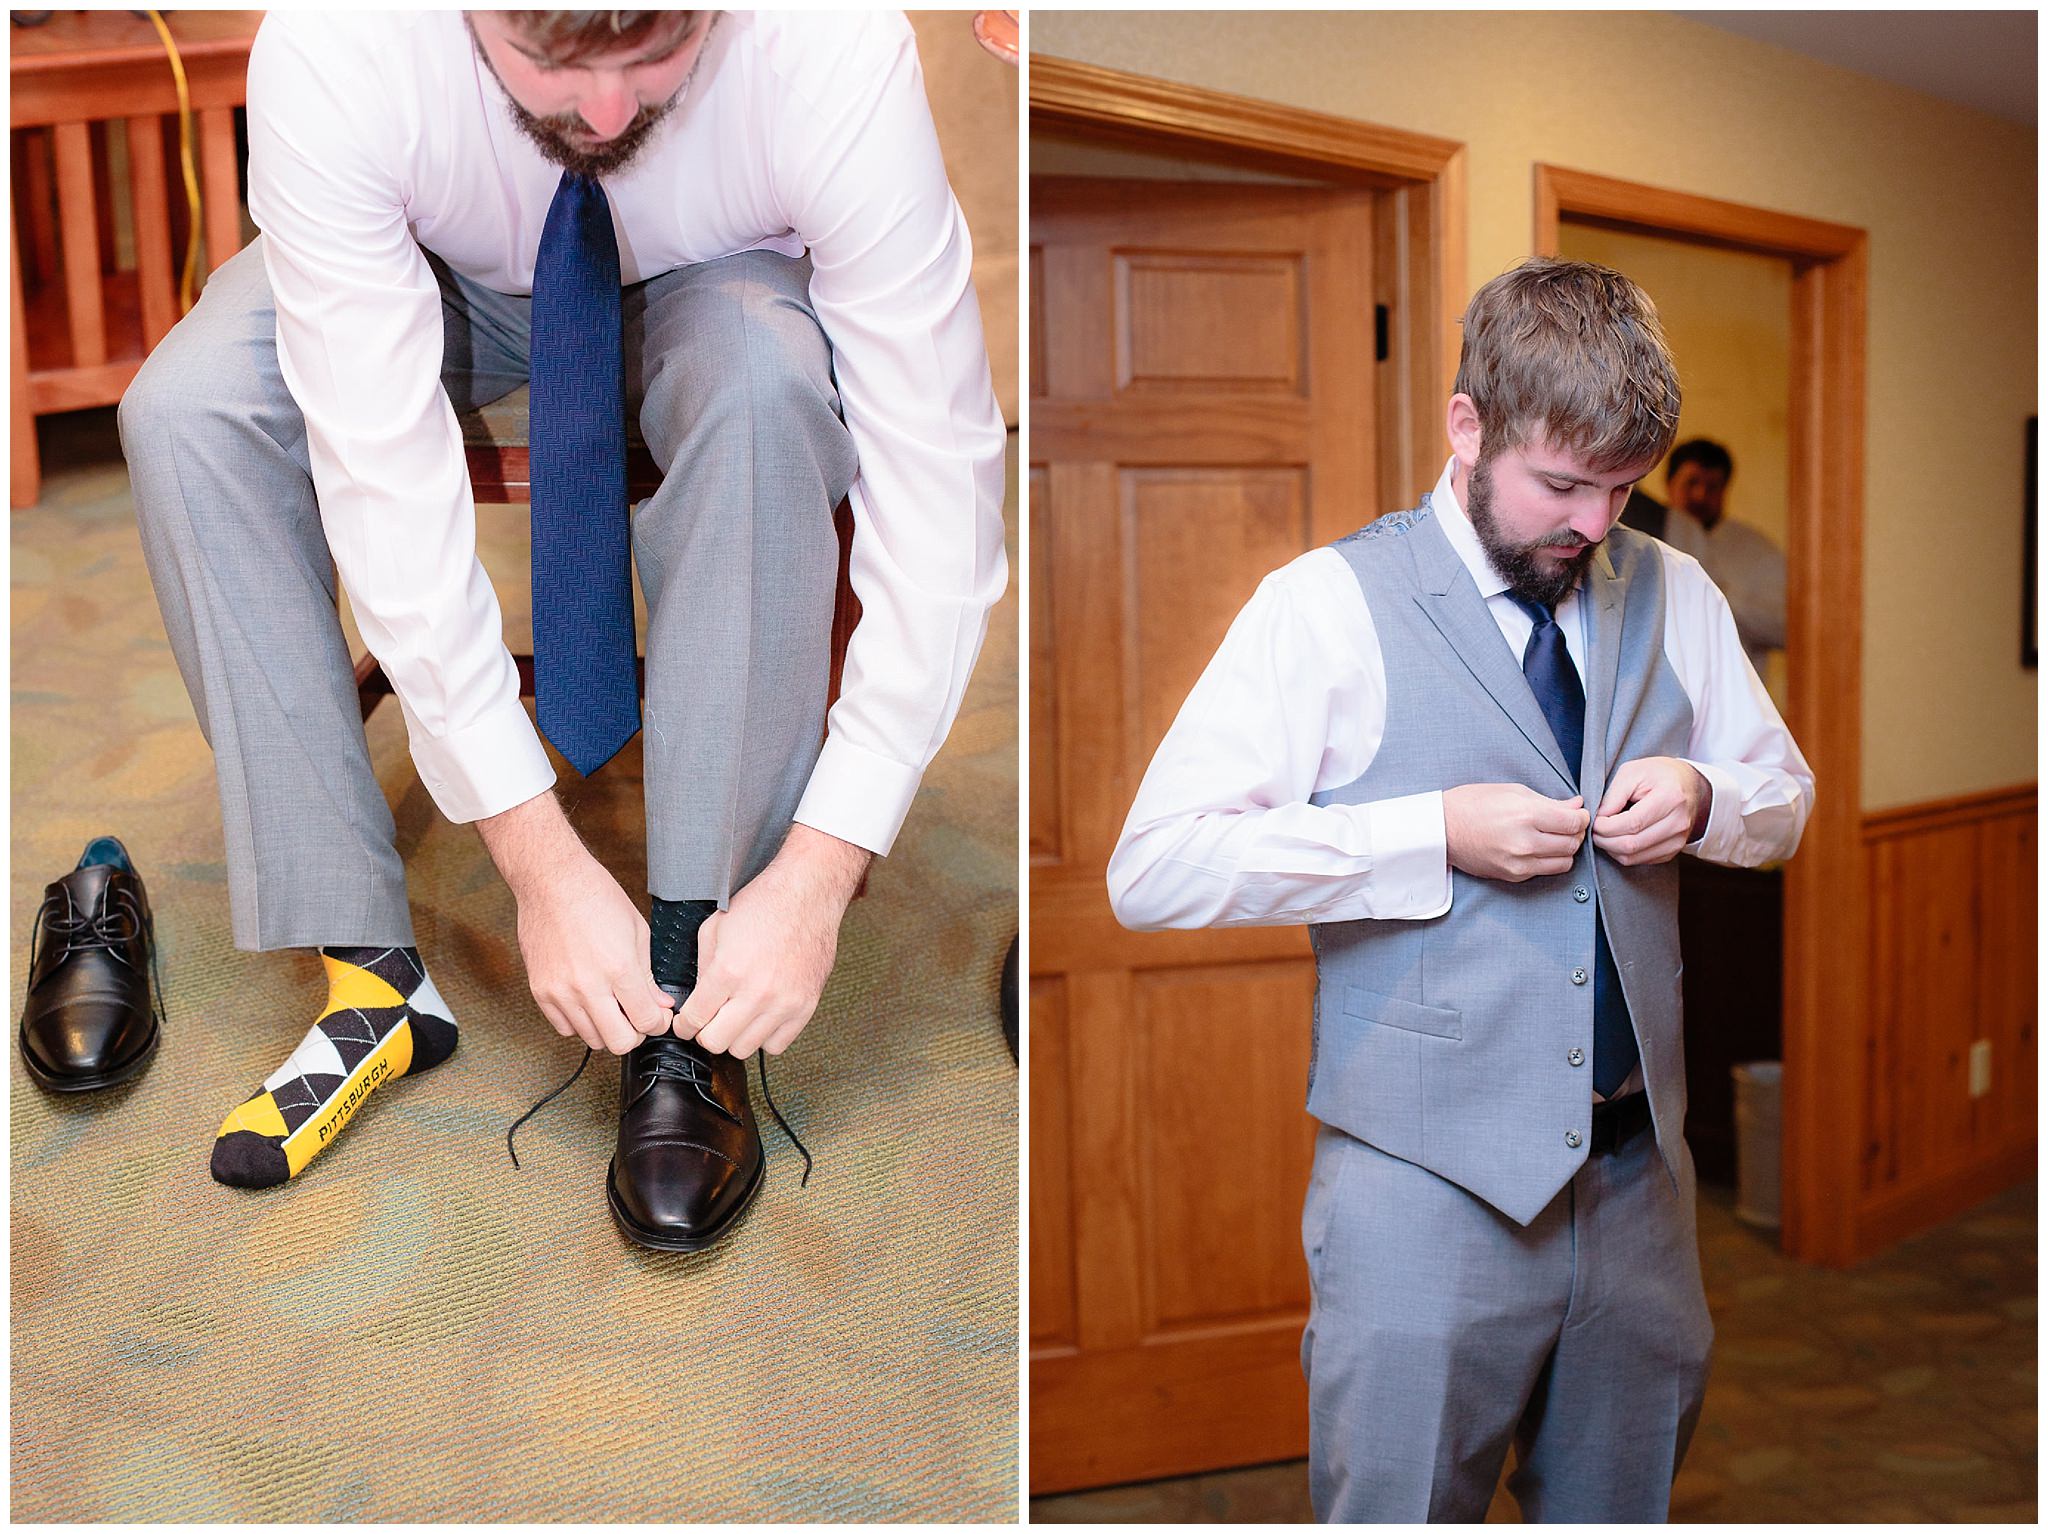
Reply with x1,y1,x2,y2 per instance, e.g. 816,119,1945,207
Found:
211,945,457,1189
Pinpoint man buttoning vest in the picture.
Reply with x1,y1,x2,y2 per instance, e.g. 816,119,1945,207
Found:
1107,257,1814,1522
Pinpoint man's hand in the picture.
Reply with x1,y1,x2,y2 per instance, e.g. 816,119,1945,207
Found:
675,824,872,1059
1443,783,1589,883
476,790,675,1054
1592,757,1712,866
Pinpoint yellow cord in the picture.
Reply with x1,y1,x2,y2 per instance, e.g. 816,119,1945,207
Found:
146,9,204,314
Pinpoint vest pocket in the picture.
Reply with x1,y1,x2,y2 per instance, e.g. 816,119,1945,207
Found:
1341,985,1463,1040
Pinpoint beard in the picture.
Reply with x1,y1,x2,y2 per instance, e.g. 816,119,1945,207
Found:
469,20,705,180
1467,450,1598,609
501,88,679,179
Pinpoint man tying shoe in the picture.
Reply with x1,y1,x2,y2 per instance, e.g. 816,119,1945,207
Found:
120,10,1006,1250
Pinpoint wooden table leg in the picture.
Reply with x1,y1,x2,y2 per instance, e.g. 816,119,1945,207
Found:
198,106,241,278
53,121,106,368
22,127,58,291
11,197,40,509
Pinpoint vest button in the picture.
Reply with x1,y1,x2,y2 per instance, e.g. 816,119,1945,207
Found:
1573,886,1591,903
1565,1129,1583,1149
1568,1048,1585,1066
1571,967,1589,985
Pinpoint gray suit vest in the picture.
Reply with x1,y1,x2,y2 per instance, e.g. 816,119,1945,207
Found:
1308,496,1694,1225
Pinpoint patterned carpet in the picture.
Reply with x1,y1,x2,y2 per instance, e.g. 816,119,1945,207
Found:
1032,1176,2037,1523
12,410,1020,1521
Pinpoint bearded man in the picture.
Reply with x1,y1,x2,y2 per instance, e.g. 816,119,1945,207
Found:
119,10,1005,1251
1108,258,1812,1520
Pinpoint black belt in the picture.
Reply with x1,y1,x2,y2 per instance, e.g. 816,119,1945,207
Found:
1589,1091,1653,1155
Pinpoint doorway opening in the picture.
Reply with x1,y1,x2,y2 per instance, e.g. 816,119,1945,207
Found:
1556,220,1794,1204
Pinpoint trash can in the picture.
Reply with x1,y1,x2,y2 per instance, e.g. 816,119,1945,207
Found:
1731,1061,1783,1229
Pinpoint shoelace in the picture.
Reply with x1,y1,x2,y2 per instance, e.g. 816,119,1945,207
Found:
25,882,167,1034
505,1035,812,1186
622,1034,739,1123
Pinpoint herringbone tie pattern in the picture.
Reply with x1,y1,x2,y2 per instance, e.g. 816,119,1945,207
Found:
530,172,641,777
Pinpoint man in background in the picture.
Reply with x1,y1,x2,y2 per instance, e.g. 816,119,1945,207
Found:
1622,438,1787,674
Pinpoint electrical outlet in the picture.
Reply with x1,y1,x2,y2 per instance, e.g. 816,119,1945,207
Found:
1968,1040,1992,1098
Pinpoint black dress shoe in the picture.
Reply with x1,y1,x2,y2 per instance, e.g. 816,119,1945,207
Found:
607,1034,764,1251
19,836,162,1092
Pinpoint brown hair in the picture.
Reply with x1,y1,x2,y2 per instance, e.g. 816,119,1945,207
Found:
500,11,704,65
1452,257,1681,473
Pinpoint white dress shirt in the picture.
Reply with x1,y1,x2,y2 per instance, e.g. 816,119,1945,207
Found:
244,10,1007,854
1655,509,1789,676
1108,457,1815,1077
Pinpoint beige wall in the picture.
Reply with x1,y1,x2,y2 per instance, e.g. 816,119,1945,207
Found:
1033,9,2038,810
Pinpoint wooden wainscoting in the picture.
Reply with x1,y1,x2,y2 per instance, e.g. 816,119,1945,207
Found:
1855,783,2036,1258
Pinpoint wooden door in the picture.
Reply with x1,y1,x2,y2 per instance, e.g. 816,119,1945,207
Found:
1029,178,1377,1493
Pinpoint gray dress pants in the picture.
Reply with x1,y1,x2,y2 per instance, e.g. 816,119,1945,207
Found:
1301,1122,1715,1522
120,237,857,951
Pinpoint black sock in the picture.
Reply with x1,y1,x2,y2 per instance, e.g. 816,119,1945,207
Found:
648,897,718,998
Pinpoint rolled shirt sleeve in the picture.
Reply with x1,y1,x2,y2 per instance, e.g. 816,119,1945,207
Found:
245,19,553,824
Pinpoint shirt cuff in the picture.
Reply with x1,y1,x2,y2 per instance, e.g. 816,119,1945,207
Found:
1366,789,1454,919
794,733,924,858
405,694,557,825
1682,759,1738,861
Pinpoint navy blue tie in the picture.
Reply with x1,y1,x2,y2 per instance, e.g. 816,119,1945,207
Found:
529,172,640,777
1508,592,1640,1098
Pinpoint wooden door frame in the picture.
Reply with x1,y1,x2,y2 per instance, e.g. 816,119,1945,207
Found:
1535,165,1868,1268
1030,55,1466,507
